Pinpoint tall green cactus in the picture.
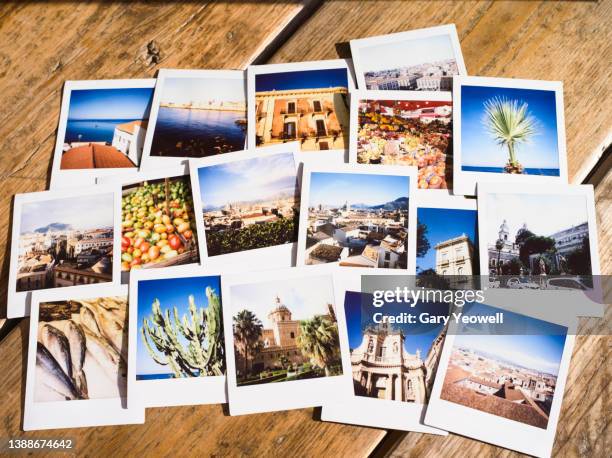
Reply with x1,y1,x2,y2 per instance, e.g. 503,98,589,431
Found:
141,287,225,377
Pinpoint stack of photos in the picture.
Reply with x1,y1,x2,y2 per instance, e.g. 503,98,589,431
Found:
24,285,143,430
222,269,344,415
190,144,300,269
350,91,453,189
8,186,120,318
350,24,466,92
141,70,247,170
128,267,226,408
297,164,416,272
51,80,155,188
119,172,200,274
453,76,567,195
426,296,576,457
248,60,353,157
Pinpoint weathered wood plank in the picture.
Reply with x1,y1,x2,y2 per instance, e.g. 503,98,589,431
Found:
269,0,612,183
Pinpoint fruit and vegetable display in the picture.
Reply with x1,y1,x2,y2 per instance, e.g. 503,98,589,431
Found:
121,177,199,271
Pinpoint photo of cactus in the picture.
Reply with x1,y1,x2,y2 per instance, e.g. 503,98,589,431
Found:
136,275,225,380
34,295,128,402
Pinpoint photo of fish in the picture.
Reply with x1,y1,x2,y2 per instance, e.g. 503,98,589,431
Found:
34,295,128,402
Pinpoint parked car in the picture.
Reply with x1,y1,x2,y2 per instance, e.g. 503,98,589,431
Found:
546,277,589,290
507,277,540,289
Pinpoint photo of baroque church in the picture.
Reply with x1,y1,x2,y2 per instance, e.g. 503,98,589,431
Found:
351,321,445,403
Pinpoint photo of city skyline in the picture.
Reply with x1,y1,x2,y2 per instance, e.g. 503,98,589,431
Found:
17,193,115,293
230,274,342,385
62,87,154,169
305,172,409,269
441,303,567,429
461,85,560,175
345,291,448,403
198,152,299,256
137,275,225,380
150,76,247,158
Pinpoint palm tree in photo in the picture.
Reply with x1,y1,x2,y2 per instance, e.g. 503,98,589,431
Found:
233,310,263,376
482,96,538,173
297,316,340,377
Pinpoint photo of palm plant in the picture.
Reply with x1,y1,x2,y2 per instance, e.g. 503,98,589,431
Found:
136,275,225,380
230,275,342,386
460,85,560,176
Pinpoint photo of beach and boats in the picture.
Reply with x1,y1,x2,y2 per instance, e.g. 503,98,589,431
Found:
357,34,461,91
484,192,592,280
136,275,225,380
305,172,409,268
198,152,300,256
149,76,246,157
121,176,199,272
345,291,448,403
461,85,560,176
231,275,342,386
441,303,567,429
254,68,350,151
35,295,127,402
356,99,452,189
17,193,115,293
61,87,153,169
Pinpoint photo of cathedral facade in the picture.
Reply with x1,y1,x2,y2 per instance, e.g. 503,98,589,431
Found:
351,321,445,403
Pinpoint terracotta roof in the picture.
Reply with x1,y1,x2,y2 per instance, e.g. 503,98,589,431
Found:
467,376,501,390
61,143,136,169
310,244,343,262
116,120,147,134
495,383,528,402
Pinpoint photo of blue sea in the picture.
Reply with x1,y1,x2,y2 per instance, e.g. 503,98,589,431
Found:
64,88,153,144
460,85,560,175
136,275,222,380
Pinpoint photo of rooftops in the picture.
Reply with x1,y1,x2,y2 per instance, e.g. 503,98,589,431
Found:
60,87,154,169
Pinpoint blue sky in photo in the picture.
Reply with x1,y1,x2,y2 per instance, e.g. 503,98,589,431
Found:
345,291,448,356
136,275,221,376
67,88,153,120
255,68,348,92
417,207,477,272
309,172,409,207
198,152,297,208
460,85,560,169
454,302,567,375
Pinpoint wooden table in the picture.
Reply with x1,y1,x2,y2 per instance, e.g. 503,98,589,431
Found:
0,1,609,456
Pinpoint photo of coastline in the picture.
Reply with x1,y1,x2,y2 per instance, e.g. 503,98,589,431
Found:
345,291,447,403
254,67,350,151
305,172,409,268
136,275,225,380
461,85,560,176
197,152,300,256
356,99,452,189
417,207,478,277
61,87,153,169
149,76,247,158
17,193,115,293
441,303,567,429
230,275,341,386
34,295,128,402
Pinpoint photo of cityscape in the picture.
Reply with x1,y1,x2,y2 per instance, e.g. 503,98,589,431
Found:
198,152,300,256
16,193,115,293
417,207,479,279
150,76,247,157
356,99,452,189
357,34,461,91
137,275,225,380
461,85,560,176
230,275,341,385
484,193,592,277
254,68,350,151
305,172,409,269
345,291,448,403
441,303,567,429
61,87,154,169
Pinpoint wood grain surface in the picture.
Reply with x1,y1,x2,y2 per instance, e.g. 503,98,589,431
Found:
0,1,609,457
